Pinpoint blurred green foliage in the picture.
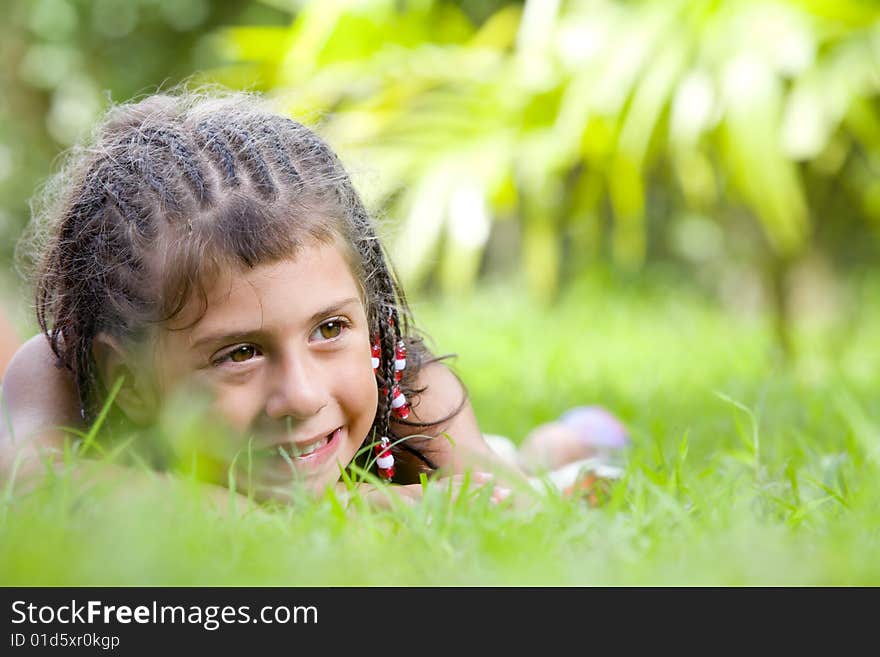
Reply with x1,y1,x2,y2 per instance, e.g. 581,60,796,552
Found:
0,0,290,278
212,0,880,325
3,0,880,347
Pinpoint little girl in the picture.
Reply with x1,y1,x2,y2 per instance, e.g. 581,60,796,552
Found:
0,89,624,506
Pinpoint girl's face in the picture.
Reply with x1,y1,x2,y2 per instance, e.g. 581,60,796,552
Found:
152,240,378,499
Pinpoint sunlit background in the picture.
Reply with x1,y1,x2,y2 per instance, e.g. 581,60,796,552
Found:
3,0,880,346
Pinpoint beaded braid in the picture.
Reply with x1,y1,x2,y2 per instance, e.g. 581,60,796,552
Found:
347,197,441,476
379,309,398,448
373,305,440,475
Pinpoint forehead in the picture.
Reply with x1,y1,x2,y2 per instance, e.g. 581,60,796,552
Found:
165,240,365,336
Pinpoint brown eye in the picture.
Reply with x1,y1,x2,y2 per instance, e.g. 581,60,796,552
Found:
319,321,343,339
229,345,257,363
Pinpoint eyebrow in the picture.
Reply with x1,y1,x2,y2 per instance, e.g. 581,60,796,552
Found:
306,296,362,327
188,296,363,351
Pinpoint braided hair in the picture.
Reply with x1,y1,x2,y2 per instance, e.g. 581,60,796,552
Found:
22,88,453,481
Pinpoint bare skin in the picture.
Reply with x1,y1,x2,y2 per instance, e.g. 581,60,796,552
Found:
0,331,82,483
0,243,521,508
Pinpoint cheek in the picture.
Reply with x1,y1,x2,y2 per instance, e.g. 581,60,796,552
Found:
151,334,206,405
160,376,259,441
155,356,262,435
338,346,379,428
208,384,263,433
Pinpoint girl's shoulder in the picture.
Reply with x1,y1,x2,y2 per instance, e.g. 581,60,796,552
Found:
0,333,82,477
1,334,82,437
396,360,503,475
409,360,467,424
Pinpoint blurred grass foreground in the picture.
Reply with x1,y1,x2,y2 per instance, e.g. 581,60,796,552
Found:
3,274,880,586
2,0,880,585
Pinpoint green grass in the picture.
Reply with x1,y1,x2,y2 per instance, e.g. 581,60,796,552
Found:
2,269,879,586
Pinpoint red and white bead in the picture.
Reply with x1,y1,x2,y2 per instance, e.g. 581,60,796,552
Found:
375,437,395,481
390,385,410,420
371,338,381,374
394,340,407,382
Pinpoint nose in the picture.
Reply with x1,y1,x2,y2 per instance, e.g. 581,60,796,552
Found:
265,350,328,421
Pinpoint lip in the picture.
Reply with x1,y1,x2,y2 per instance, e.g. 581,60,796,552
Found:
269,426,344,476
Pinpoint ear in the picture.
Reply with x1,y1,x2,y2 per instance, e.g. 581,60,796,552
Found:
91,332,158,426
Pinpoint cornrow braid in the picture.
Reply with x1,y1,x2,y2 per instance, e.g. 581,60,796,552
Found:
218,121,277,200
104,173,150,231
250,120,302,187
138,127,211,207
73,161,147,234
122,151,178,215
193,122,239,187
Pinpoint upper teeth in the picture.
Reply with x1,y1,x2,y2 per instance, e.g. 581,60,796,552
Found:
291,435,329,458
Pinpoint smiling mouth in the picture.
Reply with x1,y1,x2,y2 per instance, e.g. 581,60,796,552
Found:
276,427,342,461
